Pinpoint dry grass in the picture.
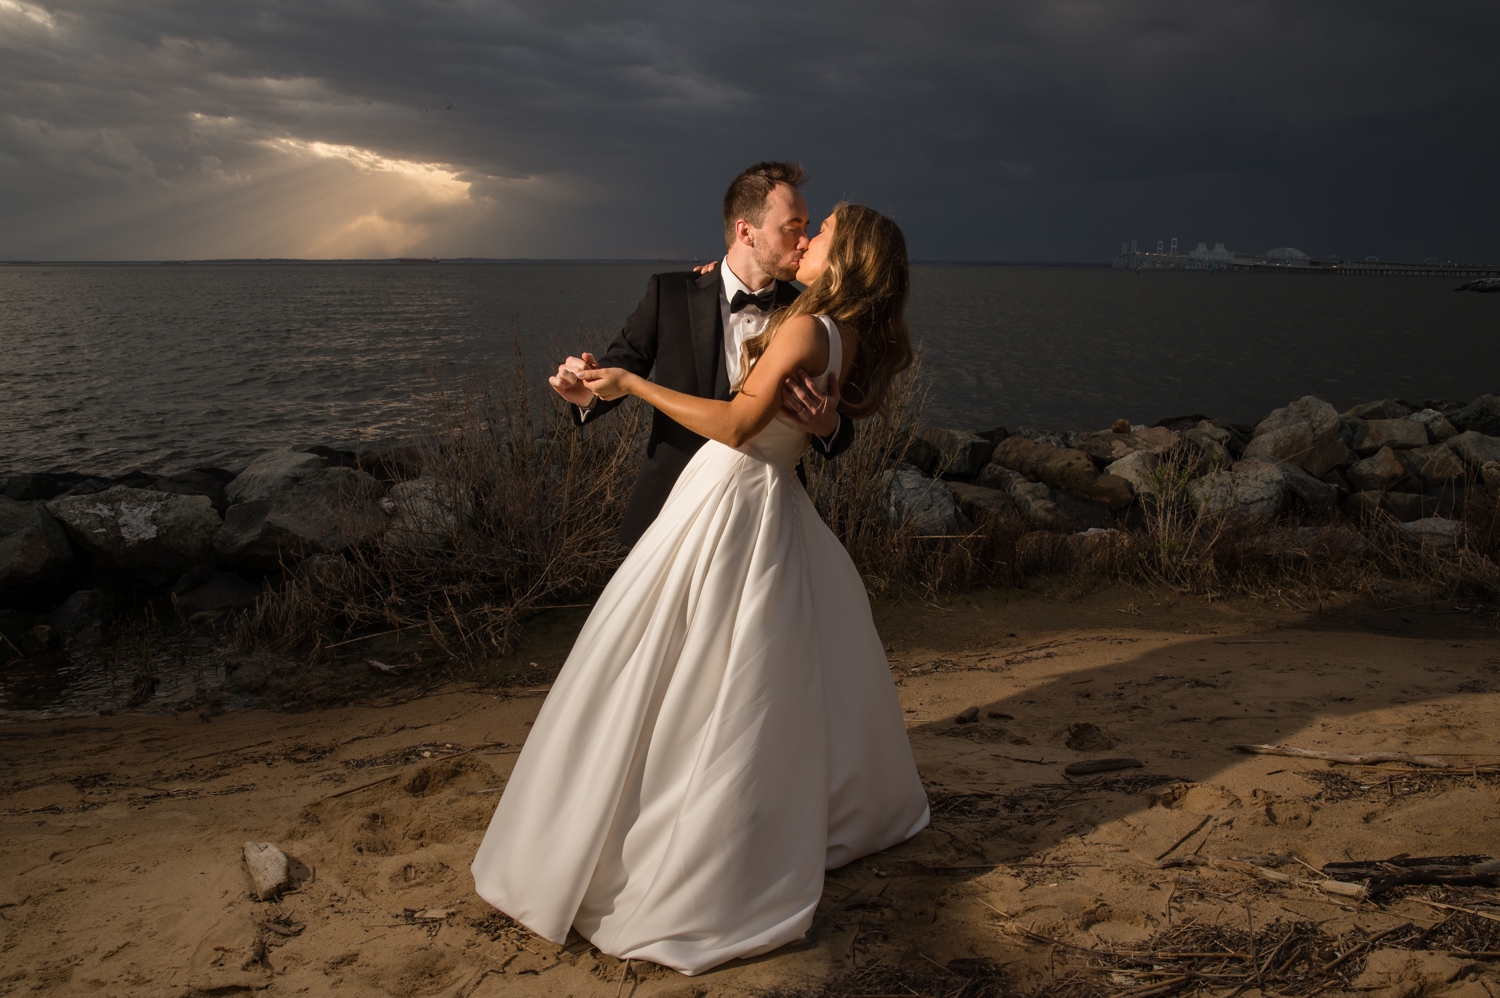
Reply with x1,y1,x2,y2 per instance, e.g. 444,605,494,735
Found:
241,349,647,666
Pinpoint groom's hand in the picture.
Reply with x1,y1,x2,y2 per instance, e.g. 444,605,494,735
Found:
550,352,600,407
780,370,841,439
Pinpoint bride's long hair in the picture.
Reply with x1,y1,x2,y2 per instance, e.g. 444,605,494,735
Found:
736,202,913,419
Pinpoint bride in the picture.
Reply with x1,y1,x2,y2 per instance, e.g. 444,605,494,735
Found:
470,202,930,976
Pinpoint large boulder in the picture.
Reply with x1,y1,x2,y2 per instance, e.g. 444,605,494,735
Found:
1447,394,1500,436
1351,419,1428,456
1447,430,1500,471
1074,426,1179,465
973,464,1108,531
383,478,472,551
1346,447,1416,494
1271,459,1340,513
896,434,941,476
918,428,995,478
1,474,59,502
991,436,1100,493
150,470,232,514
1183,422,1232,467
1481,461,1500,494
174,572,261,616
47,487,220,577
1402,444,1467,487
1104,451,1160,497
944,482,1017,527
1407,409,1458,443
1188,462,1289,519
1344,399,1412,420
881,465,970,534
1242,396,1346,476
224,447,328,504
50,589,112,650
214,467,385,572
1349,490,1437,523
1087,474,1134,510
0,498,74,605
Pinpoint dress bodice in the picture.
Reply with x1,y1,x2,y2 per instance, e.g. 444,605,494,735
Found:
736,315,843,471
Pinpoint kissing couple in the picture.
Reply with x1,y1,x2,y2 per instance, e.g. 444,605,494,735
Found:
471,162,931,975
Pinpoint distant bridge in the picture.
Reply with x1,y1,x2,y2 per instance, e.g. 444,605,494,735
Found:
1112,251,1500,278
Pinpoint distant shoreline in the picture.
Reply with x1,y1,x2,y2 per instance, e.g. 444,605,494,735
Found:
1,258,1115,268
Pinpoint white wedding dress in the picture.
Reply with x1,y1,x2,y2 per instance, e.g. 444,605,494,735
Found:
470,316,930,976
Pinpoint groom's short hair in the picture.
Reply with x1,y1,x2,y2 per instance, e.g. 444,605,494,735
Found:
723,161,807,246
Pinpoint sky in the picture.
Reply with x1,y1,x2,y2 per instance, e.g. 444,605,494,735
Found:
2,1,1497,263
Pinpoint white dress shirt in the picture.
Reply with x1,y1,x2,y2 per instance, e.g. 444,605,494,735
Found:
718,258,840,451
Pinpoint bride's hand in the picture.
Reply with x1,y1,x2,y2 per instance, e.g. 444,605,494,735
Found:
577,367,637,402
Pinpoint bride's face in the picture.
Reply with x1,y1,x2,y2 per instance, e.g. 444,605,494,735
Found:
794,212,836,284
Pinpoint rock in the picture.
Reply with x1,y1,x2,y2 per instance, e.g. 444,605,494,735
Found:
897,435,941,476
1271,459,1339,513
224,446,328,504
991,436,1100,493
1073,426,1179,465
1086,474,1134,510
384,478,472,550
1351,418,1429,455
1188,463,1289,519
1,474,58,501
1346,447,1413,494
1319,467,1353,493
1242,396,1345,476
975,462,1025,492
1183,426,1232,468
1051,491,1113,532
214,467,385,572
150,470,230,514
1397,517,1463,549
974,466,1104,531
1349,490,1436,523
0,498,74,605
174,572,261,615
53,477,113,498
976,426,1010,444
944,483,1017,527
243,841,291,901
1484,461,1500,494
1344,399,1412,420
1104,451,1161,496
919,427,995,478
47,487,221,578
1446,393,1500,436
50,589,112,650
1447,430,1500,470
1407,408,1458,443
1402,444,1467,487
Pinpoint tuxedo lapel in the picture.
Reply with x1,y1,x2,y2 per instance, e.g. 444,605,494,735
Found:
687,271,725,400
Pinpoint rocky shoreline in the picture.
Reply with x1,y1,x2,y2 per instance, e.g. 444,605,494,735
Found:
4,393,1500,661
883,392,1500,544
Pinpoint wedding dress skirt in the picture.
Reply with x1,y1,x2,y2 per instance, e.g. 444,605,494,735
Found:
471,341,929,975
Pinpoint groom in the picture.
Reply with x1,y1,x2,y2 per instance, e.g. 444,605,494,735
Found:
550,161,856,547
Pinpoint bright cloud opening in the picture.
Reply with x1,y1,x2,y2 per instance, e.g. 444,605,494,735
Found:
261,137,470,202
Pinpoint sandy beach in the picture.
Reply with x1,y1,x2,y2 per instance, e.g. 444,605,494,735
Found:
2,585,1497,997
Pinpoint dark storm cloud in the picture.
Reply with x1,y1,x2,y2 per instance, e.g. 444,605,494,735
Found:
1,0,1496,260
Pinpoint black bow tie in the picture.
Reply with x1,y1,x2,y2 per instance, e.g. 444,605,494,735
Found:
729,287,775,314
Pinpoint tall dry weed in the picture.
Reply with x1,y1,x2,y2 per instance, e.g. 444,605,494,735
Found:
243,349,647,665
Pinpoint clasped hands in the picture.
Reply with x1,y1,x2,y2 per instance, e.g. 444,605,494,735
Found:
549,353,841,438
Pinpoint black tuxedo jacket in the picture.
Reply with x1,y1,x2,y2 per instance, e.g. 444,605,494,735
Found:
576,269,857,546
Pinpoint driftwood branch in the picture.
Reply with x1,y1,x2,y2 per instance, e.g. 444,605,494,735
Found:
1233,743,1452,769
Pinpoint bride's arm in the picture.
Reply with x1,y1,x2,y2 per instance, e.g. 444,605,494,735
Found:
578,315,826,448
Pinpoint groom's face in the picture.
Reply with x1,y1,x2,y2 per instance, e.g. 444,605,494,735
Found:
751,183,810,282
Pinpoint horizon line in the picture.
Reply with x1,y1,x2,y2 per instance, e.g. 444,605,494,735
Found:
0,257,1111,268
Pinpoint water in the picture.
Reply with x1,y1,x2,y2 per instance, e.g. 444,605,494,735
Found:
2,262,1497,478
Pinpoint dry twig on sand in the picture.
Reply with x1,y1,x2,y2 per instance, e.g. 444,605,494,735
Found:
1233,744,1453,768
